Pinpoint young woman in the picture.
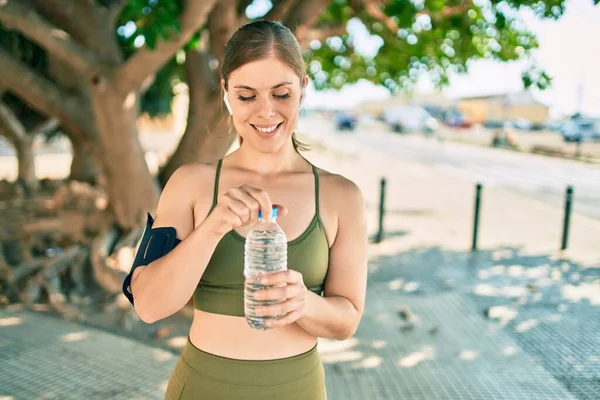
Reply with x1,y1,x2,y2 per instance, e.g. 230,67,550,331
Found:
122,20,367,400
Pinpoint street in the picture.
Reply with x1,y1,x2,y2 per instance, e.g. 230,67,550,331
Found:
300,116,600,221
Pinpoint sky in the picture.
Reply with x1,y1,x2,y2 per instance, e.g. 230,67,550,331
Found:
262,0,600,119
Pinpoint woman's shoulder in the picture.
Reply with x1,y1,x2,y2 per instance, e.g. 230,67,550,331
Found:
312,164,363,203
161,161,220,198
167,161,219,184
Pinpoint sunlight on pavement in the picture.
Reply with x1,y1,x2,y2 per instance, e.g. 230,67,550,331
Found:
503,346,518,356
151,348,175,362
403,282,420,292
478,265,506,279
157,380,169,394
516,319,540,333
352,355,383,369
474,284,529,298
318,337,359,353
558,304,569,312
458,350,479,361
486,305,518,326
388,279,404,290
60,331,89,342
551,269,563,282
492,249,514,260
321,351,364,363
319,337,363,363
398,346,436,368
0,317,22,327
166,336,188,349
561,283,600,305
371,340,387,349
510,265,550,279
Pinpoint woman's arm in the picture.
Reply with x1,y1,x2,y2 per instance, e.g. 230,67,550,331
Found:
295,178,368,339
130,164,282,324
130,164,223,323
256,177,368,340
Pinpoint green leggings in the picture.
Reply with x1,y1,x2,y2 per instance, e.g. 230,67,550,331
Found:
165,338,327,399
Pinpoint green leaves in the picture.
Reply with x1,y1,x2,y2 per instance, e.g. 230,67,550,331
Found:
522,66,552,90
118,0,183,51
303,0,575,93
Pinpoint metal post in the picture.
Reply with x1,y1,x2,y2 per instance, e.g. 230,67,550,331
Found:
472,183,482,252
561,186,573,250
375,178,386,243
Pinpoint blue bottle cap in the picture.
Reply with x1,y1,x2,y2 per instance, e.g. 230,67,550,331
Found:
258,207,278,220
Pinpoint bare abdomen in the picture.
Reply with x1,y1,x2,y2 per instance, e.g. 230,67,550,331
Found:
188,309,317,360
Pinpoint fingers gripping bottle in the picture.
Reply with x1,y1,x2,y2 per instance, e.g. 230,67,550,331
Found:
244,207,288,330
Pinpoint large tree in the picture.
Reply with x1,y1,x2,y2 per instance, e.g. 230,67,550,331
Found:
0,0,595,323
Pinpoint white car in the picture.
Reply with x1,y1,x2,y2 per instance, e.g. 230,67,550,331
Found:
562,118,600,142
381,106,439,133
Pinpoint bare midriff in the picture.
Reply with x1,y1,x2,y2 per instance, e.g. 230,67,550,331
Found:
188,309,317,360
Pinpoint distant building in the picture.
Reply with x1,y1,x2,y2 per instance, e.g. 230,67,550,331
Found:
457,91,549,124
355,92,453,116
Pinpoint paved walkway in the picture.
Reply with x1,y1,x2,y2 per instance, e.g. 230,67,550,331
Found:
1,117,599,399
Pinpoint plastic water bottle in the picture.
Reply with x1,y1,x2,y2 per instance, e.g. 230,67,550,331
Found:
244,207,288,330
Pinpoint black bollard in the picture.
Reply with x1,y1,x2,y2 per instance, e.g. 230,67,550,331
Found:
375,178,386,243
472,183,482,251
561,186,573,250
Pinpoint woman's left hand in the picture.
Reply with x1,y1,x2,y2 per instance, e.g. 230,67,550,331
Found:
253,270,307,328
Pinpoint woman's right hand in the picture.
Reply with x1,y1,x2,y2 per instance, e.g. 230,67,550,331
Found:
204,185,288,237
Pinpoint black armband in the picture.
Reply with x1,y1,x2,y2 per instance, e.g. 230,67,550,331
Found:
122,213,181,306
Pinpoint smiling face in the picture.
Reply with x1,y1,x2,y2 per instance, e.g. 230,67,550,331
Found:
225,56,307,154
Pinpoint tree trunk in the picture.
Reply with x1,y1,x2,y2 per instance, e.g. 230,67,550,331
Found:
89,84,159,229
159,98,233,185
14,134,38,194
159,46,234,185
0,101,38,194
69,135,98,184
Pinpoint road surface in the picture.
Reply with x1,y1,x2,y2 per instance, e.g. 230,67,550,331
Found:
300,116,600,221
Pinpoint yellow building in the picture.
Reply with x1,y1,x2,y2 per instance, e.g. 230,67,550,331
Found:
457,91,549,125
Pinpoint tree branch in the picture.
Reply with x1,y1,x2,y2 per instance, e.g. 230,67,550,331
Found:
0,1,111,81
32,0,121,65
417,0,474,20
0,102,27,142
113,0,218,94
107,0,127,27
77,0,100,9
365,1,398,32
283,0,333,43
30,117,60,137
301,24,348,47
265,0,297,22
209,0,237,65
349,0,398,34
237,0,255,19
0,48,88,135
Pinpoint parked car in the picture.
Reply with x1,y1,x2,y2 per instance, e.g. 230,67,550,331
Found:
381,106,439,134
444,108,472,128
512,118,533,131
561,118,600,142
334,112,358,131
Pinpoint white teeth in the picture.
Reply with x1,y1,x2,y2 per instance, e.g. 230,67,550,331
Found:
254,124,279,133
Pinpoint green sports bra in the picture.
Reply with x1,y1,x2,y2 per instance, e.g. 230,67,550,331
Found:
192,159,330,316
